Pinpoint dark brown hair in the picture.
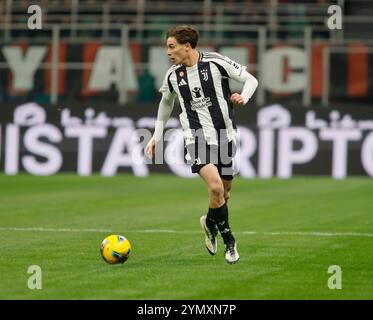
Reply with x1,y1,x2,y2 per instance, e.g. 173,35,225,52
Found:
166,25,199,48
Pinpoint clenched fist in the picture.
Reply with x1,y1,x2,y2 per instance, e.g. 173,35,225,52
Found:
230,93,245,105
144,137,157,159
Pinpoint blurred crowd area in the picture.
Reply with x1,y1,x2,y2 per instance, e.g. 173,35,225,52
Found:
5,0,370,41
0,0,372,106
0,0,349,42
0,0,343,29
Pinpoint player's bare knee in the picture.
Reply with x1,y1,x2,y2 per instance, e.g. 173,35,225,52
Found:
209,184,224,199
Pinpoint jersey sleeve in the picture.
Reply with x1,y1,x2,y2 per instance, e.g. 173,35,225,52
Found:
204,52,258,104
207,53,248,83
159,69,176,99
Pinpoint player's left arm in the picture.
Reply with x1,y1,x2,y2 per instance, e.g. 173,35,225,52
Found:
230,70,258,106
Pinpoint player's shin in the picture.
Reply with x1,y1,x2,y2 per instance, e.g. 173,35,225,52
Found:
208,202,235,245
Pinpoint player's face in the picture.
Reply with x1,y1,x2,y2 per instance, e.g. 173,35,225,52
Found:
166,37,189,65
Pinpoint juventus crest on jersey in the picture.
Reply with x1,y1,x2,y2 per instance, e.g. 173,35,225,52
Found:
160,52,248,146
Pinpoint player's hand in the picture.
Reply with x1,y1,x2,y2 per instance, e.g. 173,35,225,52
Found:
144,137,157,159
230,93,245,106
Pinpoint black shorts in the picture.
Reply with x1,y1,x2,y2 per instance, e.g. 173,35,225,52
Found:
185,140,236,181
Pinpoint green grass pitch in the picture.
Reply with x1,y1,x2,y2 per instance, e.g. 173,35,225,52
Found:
0,174,372,299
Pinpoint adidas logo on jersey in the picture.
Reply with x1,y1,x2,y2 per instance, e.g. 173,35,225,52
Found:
178,79,187,86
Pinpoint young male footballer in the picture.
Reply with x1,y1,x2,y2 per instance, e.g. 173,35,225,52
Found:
145,25,258,264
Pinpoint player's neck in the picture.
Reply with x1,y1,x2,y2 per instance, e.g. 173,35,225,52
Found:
183,50,200,67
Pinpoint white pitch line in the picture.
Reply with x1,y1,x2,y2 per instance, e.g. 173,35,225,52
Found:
1,227,373,238
259,231,373,238
0,227,113,233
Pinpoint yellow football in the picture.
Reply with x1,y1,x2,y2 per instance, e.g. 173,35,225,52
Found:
100,234,131,264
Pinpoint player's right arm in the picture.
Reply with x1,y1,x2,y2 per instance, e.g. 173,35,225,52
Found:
144,69,176,159
204,53,258,106
144,93,176,158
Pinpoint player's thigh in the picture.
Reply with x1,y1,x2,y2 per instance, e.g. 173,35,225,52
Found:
199,164,224,192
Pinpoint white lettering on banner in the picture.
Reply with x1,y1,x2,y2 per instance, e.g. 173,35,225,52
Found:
101,128,148,177
136,117,180,130
131,128,152,167
61,108,134,128
257,104,291,178
2,46,47,91
330,111,342,129
88,47,138,92
5,124,20,175
236,126,256,178
257,104,291,129
307,110,373,130
151,46,308,94
319,129,362,179
61,109,83,126
0,45,354,97
65,126,107,176
258,129,275,178
361,132,373,177
263,47,306,93
2,104,373,178
306,111,328,129
84,109,111,127
14,102,46,126
278,128,318,179
23,125,63,175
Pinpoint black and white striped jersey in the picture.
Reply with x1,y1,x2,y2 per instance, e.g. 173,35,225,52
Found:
159,51,252,146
